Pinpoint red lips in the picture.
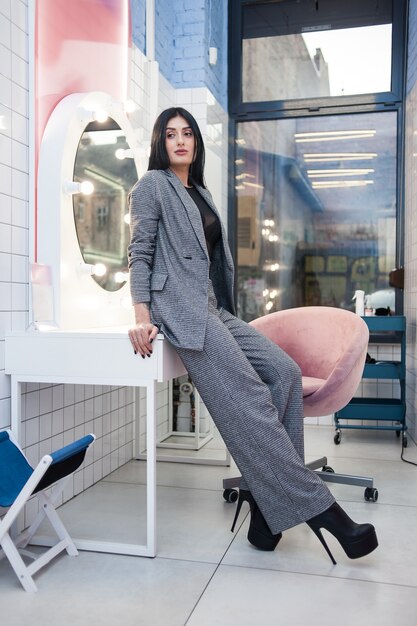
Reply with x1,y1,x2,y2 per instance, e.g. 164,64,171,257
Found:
175,150,188,155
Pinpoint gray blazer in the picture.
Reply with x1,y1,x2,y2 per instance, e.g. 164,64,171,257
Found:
128,168,236,350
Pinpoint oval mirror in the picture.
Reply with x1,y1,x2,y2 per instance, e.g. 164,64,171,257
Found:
73,118,138,291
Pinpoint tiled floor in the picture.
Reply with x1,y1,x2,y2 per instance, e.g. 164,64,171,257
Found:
1,426,417,626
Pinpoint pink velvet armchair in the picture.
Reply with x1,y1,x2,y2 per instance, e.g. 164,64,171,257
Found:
249,306,369,417
222,306,378,503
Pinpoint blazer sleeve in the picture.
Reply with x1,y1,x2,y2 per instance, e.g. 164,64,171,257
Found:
128,171,161,304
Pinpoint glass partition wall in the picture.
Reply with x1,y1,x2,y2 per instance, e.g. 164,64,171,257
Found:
229,0,406,321
235,112,397,321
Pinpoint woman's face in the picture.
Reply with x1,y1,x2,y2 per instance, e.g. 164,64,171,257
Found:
165,115,196,171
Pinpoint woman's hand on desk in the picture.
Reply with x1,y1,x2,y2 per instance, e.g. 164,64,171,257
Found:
129,303,159,358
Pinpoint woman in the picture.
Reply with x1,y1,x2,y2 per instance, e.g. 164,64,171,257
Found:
127,107,378,562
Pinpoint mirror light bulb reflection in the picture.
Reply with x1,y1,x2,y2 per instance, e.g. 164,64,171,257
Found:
114,271,129,284
63,180,94,195
115,148,134,160
78,262,107,277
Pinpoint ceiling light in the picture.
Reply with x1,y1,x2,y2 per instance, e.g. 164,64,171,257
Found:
312,180,374,189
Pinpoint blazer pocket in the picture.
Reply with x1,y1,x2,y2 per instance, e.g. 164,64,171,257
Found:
150,272,168,291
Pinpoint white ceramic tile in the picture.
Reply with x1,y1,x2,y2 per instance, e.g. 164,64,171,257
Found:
10,309,27,330
0,131,11,165
10,53,26,87
0,250,11,280
0,43,11,79
39,411,52,440
0,162,11,194
0,366,10,398
0,192,12,223
10,110,27,145
11,281,27,309
11,251,26,281
24,389,39,419
25,415,39,446
0,396,10,427
0,338,4,370
0,310,11,338
63,404,75,430
39,386,52,414
11,137,27,169
0,220,11,253
0,281,11,310
187,564,417,626
10,0,26,30
10,22,26,59
11,166,27,200
11,197,27,227
52,408,64,435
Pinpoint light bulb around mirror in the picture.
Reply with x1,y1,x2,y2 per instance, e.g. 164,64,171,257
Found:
124,213,130,225
63,180,94,195
92,263,107,277
79,180,94,195
114,271,129,284
115,148,134,160
93,109,109,123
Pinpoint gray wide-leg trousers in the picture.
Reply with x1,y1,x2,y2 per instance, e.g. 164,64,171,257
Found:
175,287,335,535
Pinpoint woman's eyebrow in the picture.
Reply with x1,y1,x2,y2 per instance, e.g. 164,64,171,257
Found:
166,126,192,131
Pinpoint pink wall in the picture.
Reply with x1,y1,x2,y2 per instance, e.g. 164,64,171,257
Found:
34,0,131,258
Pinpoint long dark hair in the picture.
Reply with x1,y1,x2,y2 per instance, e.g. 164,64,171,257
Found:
148,107,206,187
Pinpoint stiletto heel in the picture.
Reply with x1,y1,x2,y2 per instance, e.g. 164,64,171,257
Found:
307,502,378,563
308,527,337,565
230,490,245,533
230,489,282,551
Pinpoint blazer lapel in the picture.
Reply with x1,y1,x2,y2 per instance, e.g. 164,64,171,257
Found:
164,170,209,259
194,183,235,272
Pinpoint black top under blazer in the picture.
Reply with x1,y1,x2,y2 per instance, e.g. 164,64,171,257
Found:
128,168,236,350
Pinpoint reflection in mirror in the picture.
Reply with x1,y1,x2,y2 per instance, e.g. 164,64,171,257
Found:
73,119,137,291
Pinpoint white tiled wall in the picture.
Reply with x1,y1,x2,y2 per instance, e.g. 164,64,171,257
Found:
0,1,137,528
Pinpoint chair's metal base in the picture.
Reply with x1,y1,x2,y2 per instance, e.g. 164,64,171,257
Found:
223,456,374,491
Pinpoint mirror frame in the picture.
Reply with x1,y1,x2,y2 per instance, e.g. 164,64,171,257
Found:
37,91,142,329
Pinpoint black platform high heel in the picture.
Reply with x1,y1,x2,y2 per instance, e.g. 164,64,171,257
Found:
231,489,282,551
307,502,378,564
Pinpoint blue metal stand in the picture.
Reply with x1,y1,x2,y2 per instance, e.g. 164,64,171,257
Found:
334,315,407,447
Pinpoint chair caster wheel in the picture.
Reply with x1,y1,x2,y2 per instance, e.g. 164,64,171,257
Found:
223,488,238,503
334,430,342,445
364,487,378,502
322,465,335,473
403,435,408,448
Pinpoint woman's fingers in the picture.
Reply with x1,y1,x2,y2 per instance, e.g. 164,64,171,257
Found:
128,324,157,358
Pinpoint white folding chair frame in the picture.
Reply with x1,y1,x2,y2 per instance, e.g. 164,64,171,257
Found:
0,431,93,592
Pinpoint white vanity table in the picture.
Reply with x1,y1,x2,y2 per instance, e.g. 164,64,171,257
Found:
5,328,186,557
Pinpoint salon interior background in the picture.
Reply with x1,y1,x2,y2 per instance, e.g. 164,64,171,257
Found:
1,0,417,511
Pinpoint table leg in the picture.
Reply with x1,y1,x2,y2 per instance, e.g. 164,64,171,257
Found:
10,377,22,444
146,380,157,556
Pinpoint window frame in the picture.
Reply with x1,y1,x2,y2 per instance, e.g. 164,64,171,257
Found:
227,0,408,315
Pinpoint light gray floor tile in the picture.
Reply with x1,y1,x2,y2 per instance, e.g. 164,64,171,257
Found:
223,499,417,587
186,564,417,626
305,425,417,463
307,454,417,506
37,481,235,563
0,551,215,626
